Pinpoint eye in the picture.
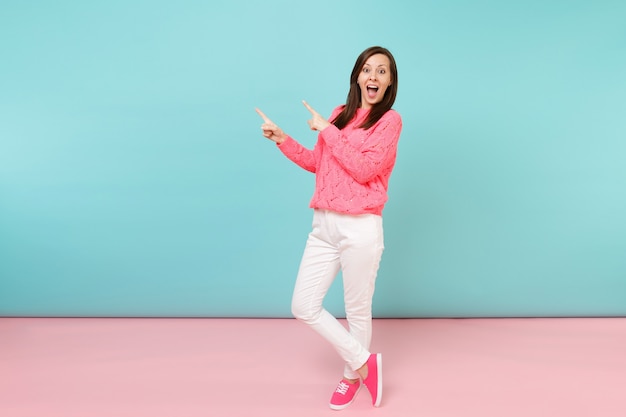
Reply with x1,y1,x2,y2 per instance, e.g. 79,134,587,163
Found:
362,67,370,73
377,69,386,75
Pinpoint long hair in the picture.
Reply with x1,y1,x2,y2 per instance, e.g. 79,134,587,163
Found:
331,46,398,130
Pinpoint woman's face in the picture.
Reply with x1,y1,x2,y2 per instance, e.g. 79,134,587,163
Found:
357,53,392,109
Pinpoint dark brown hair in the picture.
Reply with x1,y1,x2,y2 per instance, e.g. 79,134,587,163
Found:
331,46,398,130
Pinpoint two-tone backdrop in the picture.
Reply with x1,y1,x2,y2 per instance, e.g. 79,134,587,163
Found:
1,0,625,317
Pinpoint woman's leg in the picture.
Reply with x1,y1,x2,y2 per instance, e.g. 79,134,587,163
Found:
291,210,370,372
338,213,384,379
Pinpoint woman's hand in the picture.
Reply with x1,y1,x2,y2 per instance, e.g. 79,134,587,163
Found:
255,108,287,144
303,100,331,132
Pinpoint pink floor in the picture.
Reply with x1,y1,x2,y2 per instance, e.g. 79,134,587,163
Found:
2,317,625,417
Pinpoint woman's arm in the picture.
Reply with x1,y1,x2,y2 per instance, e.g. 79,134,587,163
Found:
320,110,402,184
256,107,317,173
277,136,317,173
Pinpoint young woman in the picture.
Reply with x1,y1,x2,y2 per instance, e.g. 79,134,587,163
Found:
256,46,402,410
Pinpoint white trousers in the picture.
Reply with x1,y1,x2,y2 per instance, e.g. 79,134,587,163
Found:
291,209,384,379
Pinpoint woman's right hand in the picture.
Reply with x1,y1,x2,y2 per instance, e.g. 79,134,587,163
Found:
255,108,287,144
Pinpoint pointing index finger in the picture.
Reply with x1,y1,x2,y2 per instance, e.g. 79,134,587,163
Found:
302,100,316,115
255,108,273,124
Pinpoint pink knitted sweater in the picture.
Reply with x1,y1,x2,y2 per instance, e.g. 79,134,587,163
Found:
278,106,402,215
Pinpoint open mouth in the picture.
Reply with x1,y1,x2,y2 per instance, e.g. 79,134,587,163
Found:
366,85,379,98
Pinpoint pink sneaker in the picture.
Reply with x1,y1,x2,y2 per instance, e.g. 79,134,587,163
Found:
329,378,361,410
363,353,382,407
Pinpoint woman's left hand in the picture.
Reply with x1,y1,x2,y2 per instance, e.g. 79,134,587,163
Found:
303,100,331,132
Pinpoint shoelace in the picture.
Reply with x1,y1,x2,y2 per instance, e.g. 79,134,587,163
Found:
335,381,350,395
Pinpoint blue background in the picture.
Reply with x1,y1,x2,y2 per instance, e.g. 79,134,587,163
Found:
1,0,625,317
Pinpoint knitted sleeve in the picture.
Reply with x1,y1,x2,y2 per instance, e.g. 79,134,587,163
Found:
320,110,402,184
276,136,317,173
